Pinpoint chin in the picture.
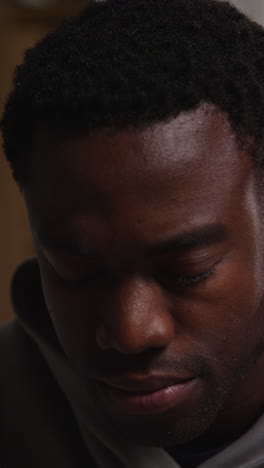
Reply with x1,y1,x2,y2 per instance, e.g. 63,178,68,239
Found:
92,375,226,447
106,403,220,448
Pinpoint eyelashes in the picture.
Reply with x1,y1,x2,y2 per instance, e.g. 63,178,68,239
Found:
56,265,217,290
49,250,223,290
155,265,216,289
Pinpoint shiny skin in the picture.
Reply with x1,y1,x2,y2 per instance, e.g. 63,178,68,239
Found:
24,105,264,448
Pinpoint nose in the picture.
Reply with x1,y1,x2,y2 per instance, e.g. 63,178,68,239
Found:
96,276,174,354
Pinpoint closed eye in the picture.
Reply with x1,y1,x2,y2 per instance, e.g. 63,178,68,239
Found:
156,259,223,289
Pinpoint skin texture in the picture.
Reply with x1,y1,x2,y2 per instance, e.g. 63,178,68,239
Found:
24,105,264,449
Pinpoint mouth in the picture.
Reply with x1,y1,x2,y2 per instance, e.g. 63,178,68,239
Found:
97,375,200,415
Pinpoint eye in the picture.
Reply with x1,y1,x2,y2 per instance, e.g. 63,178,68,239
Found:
157,265,216,289
45,256,107,287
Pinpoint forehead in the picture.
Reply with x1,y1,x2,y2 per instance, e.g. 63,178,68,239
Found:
25,106,253,244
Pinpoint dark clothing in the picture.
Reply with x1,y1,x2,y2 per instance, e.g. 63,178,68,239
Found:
0,314,95,467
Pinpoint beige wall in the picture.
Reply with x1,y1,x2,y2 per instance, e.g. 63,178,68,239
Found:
0,1,88,324
232,0,264,24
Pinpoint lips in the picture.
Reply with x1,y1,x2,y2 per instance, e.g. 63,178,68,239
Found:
97,375,199,415
99,375,195,393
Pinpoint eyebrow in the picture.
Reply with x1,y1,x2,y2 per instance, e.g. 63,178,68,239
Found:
38,235,96,258
38,223,228,258
147,223,228,256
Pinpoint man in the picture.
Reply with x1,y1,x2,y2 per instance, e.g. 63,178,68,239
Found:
1,0,264,466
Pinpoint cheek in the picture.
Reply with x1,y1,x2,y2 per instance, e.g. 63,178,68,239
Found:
178,256,264,359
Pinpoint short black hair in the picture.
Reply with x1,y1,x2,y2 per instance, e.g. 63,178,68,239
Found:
2,0,264,184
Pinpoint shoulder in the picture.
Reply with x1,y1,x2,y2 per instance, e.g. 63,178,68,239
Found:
0,317,32,348
0,318,37,375
0,318,62,430
0,318,47,382
0,320,94,467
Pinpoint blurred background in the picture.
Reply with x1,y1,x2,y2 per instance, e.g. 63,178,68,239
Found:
0,0,263,325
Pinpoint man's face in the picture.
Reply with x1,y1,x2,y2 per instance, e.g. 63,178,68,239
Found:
24,106,264,447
